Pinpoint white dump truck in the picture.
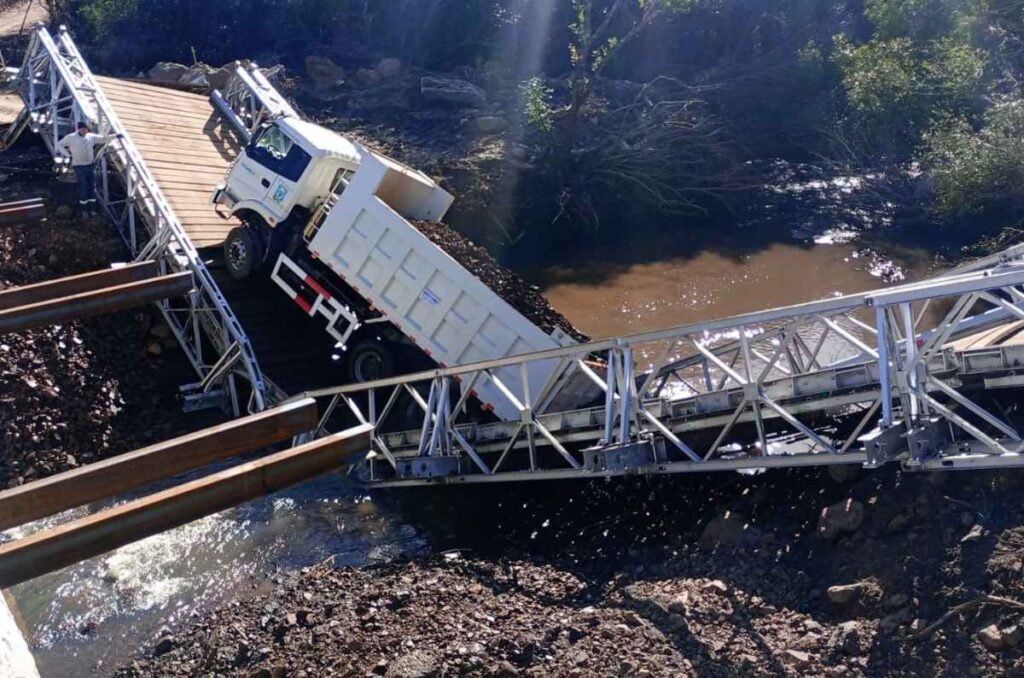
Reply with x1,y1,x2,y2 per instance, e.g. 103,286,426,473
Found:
212,116,592,420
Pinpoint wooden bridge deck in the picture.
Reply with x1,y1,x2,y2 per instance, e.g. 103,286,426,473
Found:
96,77,242,248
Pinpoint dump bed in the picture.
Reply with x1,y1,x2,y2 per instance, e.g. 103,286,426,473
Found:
307,152,578,420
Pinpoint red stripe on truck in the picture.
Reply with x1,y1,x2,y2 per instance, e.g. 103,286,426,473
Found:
304,275,331,300
294,296,313,314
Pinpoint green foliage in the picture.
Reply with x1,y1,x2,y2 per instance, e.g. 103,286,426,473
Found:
78,0,137,41
865,0,962,40
520,77,554,131
921,99,1024,217
833,15,986,154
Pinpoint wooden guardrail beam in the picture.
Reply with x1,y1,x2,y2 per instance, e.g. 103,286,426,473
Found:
0,270,193,334
0,261,160,310
0,398,319,531
0,424,373,588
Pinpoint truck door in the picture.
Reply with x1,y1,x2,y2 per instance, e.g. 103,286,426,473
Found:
236,123,311,224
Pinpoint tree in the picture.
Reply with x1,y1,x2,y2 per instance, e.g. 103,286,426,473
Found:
558,0,695,150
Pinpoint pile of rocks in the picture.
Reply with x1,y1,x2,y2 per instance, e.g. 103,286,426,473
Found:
0,210,211,487
117,466,1024,677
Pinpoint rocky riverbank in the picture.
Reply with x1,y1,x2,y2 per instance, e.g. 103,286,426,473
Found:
116,464,1024,677
0,201,217,487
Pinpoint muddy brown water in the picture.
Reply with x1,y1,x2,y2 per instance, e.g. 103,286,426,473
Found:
534,243,911,340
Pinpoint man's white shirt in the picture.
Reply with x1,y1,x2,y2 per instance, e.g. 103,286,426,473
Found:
57,132,113,166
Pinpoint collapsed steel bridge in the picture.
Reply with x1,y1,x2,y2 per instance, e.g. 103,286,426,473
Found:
7,25,1024,487
296,255,1024,486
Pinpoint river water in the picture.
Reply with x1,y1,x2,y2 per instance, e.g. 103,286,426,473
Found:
11,164,939,676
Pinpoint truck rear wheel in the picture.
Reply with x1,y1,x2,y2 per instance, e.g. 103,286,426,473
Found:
224,227,263,280
347,339,397,383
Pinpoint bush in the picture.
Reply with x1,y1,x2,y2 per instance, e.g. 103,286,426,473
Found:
921,98,1024,217
833,33,986,155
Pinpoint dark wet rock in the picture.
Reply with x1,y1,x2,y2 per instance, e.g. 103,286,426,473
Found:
818,498,865,540
474,116,508,134
420,76,485,107
699,510,759,548
153,635,175,656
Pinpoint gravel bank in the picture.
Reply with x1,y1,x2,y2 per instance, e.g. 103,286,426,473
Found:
117,465,1024,677
0,209,218,486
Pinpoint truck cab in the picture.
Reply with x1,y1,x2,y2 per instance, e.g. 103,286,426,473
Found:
213,117,361,279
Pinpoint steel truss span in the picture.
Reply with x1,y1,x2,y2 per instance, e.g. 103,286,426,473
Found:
10,25,268,413
291,262,1024,486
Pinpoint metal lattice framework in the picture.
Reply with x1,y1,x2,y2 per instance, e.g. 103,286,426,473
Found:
211,62,297,142
293,261,1024,486
11,25,267,413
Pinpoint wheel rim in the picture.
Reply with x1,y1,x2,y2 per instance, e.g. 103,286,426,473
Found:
353,351,384,382
227,237,248,271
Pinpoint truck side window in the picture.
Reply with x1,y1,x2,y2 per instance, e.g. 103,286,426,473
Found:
331,168,355,196
248,125,313,183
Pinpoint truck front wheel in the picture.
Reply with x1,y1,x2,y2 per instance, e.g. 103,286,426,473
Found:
224,227,263,280
347,339,397,383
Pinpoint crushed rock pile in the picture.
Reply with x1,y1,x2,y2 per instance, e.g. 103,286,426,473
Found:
118,465,1024,677
0,212,211,486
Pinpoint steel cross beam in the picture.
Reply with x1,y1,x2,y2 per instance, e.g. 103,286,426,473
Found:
9,25,269,413
289,262,1024,487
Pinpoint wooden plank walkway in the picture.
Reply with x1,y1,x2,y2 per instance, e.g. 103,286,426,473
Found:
96,76,242,248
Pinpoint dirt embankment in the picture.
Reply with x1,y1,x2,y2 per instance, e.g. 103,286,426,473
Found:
0,207,215,486
119,466,1024,677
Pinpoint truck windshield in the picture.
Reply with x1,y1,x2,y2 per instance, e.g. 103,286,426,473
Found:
248,125,312,182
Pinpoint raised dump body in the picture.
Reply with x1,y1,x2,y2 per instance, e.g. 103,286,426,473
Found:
305,152,581,421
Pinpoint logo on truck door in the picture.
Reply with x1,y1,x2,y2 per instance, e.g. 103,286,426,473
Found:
271,181,290,204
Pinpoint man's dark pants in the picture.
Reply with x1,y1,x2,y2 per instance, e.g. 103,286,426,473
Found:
73,163,97,214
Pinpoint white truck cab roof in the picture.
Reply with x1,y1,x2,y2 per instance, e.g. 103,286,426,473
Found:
276,117,362,166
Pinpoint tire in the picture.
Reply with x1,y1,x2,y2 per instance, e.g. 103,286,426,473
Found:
224,227,262,280
346,339,397,383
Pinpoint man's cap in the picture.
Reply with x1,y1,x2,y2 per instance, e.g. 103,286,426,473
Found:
76,121,89,129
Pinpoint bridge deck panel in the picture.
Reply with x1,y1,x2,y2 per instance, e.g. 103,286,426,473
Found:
96,76,242,248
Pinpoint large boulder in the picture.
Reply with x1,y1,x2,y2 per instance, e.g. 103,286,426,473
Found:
305,55,345,89
376,57,403,79
355,67,382,86
148,62,189,83
817,498,865,540
474,115,508,134
420,76,486,106
181,63,213,87
207,65,235,91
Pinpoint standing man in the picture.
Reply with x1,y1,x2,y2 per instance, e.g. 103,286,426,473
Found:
57,121,121,216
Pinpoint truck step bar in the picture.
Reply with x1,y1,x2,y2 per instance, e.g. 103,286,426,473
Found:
271,252,360,346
